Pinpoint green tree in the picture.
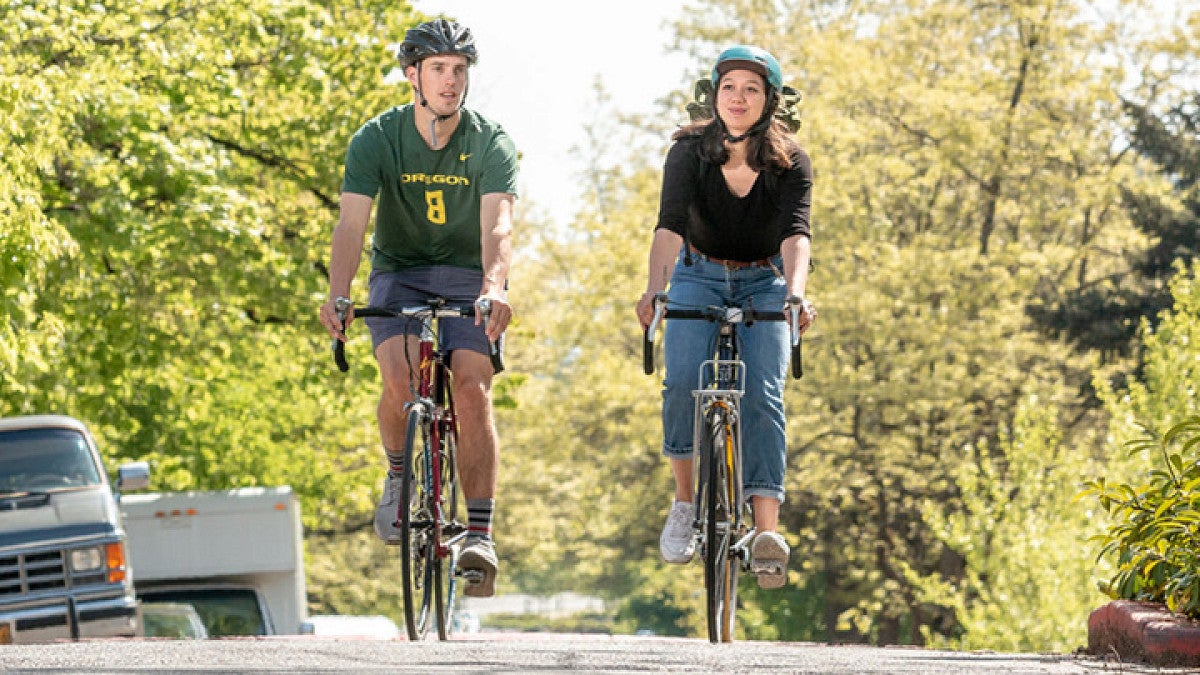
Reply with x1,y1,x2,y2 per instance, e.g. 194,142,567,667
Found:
0,0,428,619
1085,262,1200,620
908,398,1107,651
1097,260,1200,475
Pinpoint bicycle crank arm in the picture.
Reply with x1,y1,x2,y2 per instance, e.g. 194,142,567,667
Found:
732,530,756,553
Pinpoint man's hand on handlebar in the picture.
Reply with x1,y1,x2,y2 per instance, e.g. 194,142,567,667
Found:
476,293,510,342
320,296,354,343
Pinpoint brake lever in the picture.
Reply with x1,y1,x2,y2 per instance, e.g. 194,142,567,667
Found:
476,298,505,374
644,292,668,375
785,295,804,379
333,297,352,373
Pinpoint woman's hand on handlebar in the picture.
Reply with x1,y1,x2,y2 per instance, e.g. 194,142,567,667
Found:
785,295,816,336
636,291,660,329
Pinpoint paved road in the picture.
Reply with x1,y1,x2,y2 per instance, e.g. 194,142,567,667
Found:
0,632,1184,674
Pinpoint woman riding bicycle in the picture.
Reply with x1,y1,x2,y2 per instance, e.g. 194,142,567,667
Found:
635,45,816,589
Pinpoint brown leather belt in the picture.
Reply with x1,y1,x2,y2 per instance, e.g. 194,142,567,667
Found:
689,245,774,269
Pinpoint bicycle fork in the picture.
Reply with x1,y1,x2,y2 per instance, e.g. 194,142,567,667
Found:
691,397,750,554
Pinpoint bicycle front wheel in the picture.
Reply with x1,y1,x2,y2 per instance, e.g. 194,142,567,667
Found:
400,404,436,640
433,419,459,640
703,406,739,643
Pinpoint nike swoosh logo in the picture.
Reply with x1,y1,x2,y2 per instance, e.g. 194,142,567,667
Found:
459,153,471,161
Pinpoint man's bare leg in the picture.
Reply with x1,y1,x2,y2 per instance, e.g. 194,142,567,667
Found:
372,335,417,543
450,349,499,597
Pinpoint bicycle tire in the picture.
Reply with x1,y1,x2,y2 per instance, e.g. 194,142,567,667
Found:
719,415,741,642
703,407,738,643
433,419,459,640
400,404,436,640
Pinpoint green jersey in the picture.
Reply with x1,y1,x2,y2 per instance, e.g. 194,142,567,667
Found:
341,104,519,272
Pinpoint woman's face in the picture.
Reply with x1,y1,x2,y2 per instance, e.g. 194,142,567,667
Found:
716,68,768,136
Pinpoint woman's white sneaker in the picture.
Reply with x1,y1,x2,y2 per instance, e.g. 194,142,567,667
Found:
659,501,695,563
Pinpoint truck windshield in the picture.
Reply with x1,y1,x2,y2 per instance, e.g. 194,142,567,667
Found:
138,589,269,637
0,427,103,494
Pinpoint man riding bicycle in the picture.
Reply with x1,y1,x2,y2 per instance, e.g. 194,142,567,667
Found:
318,18,518,598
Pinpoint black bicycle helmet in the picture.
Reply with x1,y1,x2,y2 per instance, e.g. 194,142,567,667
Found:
398,18,478,68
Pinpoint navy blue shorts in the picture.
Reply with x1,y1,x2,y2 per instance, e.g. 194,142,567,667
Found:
364,266,496,356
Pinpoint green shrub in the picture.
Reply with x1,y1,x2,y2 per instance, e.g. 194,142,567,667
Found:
482,611,615,634
1082,416,1200,619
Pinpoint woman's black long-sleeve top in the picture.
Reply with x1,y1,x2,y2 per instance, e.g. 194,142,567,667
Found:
655,135,812,262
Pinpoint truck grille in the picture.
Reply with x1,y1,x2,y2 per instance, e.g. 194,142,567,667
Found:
0,551,68,597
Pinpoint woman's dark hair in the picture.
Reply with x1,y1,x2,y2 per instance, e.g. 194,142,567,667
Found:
673,115,798,173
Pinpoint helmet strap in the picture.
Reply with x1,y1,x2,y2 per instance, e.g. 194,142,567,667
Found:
723,124,751,144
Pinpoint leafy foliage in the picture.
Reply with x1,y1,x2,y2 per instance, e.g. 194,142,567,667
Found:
1087,262,1200,620
1083,416,1200,619
908,399,1106,651
0,0,425,613
1029,94,1200,358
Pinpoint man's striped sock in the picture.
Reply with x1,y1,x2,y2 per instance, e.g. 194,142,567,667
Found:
466,498,495,540
384,447,406,478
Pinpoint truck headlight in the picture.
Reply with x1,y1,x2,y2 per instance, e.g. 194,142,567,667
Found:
70,547,104,572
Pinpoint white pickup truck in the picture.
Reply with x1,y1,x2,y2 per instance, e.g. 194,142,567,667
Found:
0,415,150,644
120,487,307,636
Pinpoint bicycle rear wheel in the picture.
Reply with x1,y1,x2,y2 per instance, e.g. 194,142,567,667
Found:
703,407,739,643
400,404,436,640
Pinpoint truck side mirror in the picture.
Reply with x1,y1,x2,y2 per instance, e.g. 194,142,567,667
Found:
116,461,151,493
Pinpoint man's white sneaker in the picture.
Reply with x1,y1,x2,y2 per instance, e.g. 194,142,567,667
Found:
458,537,499,598
373,473,404,544
659,501,695,564
750,531,790,589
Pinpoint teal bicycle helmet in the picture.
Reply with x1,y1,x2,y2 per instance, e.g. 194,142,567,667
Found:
711,45,783,91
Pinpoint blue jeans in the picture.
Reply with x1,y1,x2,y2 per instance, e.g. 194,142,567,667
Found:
661,250,789,504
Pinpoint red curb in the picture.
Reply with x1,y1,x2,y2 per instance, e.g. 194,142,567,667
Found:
1088,600,1200,667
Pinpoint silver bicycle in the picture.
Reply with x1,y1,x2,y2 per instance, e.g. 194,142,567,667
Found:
643,292,803,642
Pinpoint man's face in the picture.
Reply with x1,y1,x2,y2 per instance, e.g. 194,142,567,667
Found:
408,54,469,116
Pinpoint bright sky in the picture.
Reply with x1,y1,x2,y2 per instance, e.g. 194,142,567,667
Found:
412,0,694,227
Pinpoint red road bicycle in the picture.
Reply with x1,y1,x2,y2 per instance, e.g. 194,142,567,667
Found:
333,297,499,640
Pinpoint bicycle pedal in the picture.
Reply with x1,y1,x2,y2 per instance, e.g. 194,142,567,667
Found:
457,568,485,583
751,561,785,576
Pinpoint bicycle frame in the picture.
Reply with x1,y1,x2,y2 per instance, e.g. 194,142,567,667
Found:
333,297,495,640
409,320,467,558
691,326,750,547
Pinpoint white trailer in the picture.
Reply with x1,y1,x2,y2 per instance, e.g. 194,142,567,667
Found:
120,487,307,636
